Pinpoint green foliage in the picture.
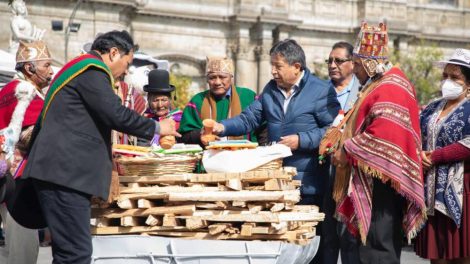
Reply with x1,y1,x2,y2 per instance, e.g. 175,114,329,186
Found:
390,41,443,105
170,74,193,110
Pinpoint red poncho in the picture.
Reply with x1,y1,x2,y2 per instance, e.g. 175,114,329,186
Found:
0,79,44,130
334,67,426,243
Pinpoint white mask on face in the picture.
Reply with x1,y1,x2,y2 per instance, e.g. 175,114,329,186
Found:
441,79,464,100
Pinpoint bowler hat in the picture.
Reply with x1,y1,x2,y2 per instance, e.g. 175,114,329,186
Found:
6,178,47,229
143,69,175,93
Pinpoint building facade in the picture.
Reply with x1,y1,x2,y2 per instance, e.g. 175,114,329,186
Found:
1,0,469,93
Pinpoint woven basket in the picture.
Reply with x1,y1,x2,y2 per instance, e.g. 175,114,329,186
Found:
116,154,200,176
250,158,283,172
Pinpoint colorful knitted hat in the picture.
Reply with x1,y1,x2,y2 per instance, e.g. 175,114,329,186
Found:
16,41,51,63
353,22,388,60
206,56,234,76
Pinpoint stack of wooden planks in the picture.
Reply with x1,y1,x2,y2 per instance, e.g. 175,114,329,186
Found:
91,167,324,245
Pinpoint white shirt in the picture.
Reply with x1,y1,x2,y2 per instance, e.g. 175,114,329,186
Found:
277,70,304,113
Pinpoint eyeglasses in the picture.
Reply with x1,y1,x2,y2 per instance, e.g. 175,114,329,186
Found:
325,57,352,66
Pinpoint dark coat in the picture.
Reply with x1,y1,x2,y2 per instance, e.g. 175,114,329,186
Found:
221,69,340,195
23,51,156,199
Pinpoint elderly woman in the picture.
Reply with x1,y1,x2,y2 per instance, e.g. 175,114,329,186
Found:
415,48,470,263
142,69,182,146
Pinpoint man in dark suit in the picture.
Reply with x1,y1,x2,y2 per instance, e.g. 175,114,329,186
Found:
21,30,179,264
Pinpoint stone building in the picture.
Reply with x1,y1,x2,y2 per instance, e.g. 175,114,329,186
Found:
0,0,469,93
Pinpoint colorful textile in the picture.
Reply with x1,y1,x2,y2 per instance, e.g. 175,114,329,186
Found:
334,67,426,243
353,22,388,60
117,81,146,115
201,85,241,122
0,79,43,129
415,142,470,260
112,80,147,145
179,86,257,141
144,108,182,145
38,54,113,128
420,98,470,227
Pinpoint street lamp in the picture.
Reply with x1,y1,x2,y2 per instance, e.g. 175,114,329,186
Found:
64,0,83,62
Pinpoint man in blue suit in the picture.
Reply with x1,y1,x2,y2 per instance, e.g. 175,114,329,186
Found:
322,41,361,264
211,39,340,263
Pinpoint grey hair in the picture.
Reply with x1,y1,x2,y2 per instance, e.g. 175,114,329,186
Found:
269,39,306,70
15,61,36,73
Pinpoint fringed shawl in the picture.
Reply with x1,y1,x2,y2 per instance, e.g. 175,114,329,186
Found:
334,67,426,243
420,98,470,227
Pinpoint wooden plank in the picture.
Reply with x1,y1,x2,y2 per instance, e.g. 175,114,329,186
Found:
117,193,168,205
264,179,295,191
208,223,231,235
98,205,196,218
225,226,239,234
269,203,285,212
185,217,207,230
264,179,283,191
168,190,300,202
179,211,324,223
116,199,137,209
225,179,243,191
215,201,230,209
162,214,180,227
137,199,156,209
189,169,294,184
145,215,162,226
271,222,287,231
241,223,255,236
120,186,219,194
120,216,145,227
247,204,263,214
232,201,246,207
119,174,190,183
119,168,296,184
194,202,228,209
90,226,188,235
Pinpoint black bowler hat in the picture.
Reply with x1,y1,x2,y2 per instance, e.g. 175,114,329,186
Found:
143,69,175,93
6,178,47,229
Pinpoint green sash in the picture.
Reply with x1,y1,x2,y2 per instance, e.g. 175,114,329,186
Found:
38,54,113,127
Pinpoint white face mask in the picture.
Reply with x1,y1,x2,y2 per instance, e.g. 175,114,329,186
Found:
441,79,464,100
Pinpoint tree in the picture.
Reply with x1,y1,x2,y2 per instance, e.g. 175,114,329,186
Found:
169,73,193,110
391,41,443,106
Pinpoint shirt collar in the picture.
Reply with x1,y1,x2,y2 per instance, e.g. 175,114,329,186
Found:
225,86,232,98
294,70,304,89
210,86,232,101
330,75,357,96
277,70,304,94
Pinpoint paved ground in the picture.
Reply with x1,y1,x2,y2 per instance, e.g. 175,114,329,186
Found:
1,244,428,264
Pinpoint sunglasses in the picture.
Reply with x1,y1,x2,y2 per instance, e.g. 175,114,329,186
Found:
325,57,352,65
